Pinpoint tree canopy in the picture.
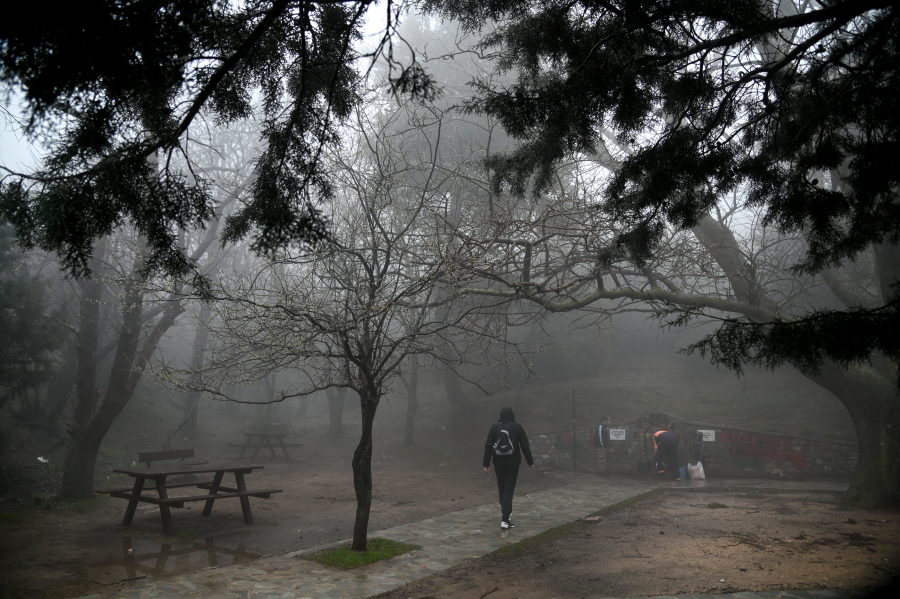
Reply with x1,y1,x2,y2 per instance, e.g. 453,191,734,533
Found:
426,0,900,377
0,0,429,280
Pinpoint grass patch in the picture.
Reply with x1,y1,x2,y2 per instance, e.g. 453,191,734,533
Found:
493,488,662,557
706,502,729,509
176,530,196,544
308,538,420,569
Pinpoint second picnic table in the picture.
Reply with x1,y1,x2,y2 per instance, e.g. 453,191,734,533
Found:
230,430,302,461
110,463,282,535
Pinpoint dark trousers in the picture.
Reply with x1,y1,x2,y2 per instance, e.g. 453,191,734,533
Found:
493,461,520,522
654,441,678,477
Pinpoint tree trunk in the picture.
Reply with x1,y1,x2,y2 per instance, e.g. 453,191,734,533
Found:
692,215,900,507
44,343,78,429
181,302,211,438
71,262,103,436
59,189,226,486
179,396,199,439
401,359,419,447
60,248,105,499
61,422,107,499
293,395,308,419
873,242,900,304
62,250,147,499
442,368,474,434
807,362,900,508
692,216,769,308
350,383,379,551
326,387,346,437
264,373,277,423
61,248,186,499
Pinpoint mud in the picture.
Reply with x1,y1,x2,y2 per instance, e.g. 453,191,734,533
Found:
372,488,900,599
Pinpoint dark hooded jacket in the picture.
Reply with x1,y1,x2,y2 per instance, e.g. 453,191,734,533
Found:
483,407,534,467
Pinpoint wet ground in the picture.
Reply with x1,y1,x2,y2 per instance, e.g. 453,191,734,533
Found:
56,478,865,599
373,480,900,599
70,475,659,598
0,438,564,598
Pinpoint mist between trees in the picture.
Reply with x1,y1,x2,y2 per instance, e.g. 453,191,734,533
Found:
1,0,898,551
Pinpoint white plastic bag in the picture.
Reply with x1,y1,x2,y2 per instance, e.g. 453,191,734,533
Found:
687,461,705,480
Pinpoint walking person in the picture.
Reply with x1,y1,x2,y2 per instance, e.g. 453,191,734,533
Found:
653,425,680,480
594,416,611,476
483,407,534,530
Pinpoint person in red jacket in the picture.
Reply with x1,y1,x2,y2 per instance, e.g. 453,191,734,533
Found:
653,426,680,480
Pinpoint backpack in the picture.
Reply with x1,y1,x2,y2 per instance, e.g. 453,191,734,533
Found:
493,422,515,456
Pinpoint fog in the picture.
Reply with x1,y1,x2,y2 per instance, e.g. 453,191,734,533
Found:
5,6,900,599
0,2,868,511
126,306,851,456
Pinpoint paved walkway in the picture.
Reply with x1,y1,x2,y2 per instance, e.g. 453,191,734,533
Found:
78,477,854,599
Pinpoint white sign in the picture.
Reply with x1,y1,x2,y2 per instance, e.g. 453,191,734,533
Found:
697,430,715,442
609,429,626,441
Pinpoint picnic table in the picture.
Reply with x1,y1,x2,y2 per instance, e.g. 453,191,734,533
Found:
229,429,302,461
108,463,282,536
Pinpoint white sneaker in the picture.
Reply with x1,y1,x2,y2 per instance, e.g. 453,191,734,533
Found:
501,521,514,529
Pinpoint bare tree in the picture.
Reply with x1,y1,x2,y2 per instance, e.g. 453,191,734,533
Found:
399,355,420,447
170,101,511,550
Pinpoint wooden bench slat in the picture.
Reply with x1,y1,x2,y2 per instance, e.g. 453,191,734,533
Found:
196,483,238,492
97,480,214,494
95,486,133,494
228,442,303,448
114,464,262,476
109,488,282,507
159,489,283,505
110,491,166,504
245,424,289,434
161,480,216,489
138,449,195,462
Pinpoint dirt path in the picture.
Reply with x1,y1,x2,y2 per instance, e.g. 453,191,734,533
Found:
373,488,900,599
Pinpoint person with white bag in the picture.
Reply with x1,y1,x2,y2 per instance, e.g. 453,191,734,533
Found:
688,431,708,479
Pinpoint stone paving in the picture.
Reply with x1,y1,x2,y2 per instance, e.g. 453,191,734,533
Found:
77,477,855,599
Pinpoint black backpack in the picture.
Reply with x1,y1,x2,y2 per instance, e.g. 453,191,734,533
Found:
493,422,515,456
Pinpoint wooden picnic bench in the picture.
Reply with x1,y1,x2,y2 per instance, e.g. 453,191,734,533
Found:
137,448,208,468
95,449,210,495
229,425,302,461
101,463,282,536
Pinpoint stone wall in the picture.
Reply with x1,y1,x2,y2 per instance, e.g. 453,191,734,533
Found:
529,411,857,478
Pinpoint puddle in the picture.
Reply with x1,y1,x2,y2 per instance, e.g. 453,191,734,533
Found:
9,536,262,598
69,537,261,586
